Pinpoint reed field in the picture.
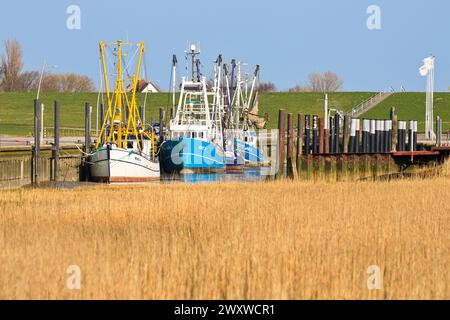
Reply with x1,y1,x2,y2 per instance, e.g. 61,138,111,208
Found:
1,169,450,299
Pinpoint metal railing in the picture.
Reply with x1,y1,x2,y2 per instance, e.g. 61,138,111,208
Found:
347,91,392,117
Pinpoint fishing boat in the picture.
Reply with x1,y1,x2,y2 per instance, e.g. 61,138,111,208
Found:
161,45,225,174
89,40,160,182
223,60,265,165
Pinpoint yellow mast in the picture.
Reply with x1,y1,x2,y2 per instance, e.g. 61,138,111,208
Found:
95,40,151,151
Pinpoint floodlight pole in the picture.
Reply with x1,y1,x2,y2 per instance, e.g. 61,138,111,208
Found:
425,56,435,140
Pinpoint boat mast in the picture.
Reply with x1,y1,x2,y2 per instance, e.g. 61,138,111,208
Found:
185,44,200,82
171,54,177,118
95,40,149,150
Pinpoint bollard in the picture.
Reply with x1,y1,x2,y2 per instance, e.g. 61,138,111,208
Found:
304,115,311,155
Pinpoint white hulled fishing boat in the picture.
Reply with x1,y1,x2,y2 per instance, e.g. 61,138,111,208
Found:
89,40,160,182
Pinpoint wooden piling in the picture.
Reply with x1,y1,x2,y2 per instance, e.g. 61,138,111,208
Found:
324,128,330,154
277,109,286,179
85,103,91,154
390,107,397,152
318,118,324,154
296,113,303,176
53,101,60,181
33,99,41,186
343,115,349,154
334,115,340,153
286,113,297,179
159,107,165,143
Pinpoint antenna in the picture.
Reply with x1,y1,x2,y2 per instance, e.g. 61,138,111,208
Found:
185,42,201,82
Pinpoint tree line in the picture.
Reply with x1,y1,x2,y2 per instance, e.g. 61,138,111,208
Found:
258,71,343,93
0,39,94,92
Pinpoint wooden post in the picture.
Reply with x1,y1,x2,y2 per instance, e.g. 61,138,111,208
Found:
33,99,41,186
324,128,330,154
390,107,397,152
287,113,297,179
436,116,442,147
277,109,286,179
296,113,303,176
318,117,324,154
84,103,92,182
159,107,165,143
85,103,91,154
53,101,60,181
334,115,340,153
343,115,350,154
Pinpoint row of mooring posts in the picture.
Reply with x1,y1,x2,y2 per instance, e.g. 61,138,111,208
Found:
277,107,423,179
32,99,62,186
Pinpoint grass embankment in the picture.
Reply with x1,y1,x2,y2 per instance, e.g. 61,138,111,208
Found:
0,92,374,135
1,173,450,299
361,92,450,132
1,91,448,135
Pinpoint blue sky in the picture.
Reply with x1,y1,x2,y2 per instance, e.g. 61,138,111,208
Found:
0,0,448,91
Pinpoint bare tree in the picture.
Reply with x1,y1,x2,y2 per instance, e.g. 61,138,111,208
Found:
288,84,310,92
39,73,95,92
289,71,343,93
257,82,276,92
0,39,24,91
16,70,40,92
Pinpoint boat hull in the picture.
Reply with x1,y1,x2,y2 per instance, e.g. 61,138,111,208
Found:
161,138,225,173
89,146,160,182
235,140,265,164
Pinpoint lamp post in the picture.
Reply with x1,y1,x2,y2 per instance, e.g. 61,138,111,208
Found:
36,61,58,100
36,62,57,144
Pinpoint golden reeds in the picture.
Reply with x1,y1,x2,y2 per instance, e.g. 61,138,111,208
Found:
0,175,449,299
